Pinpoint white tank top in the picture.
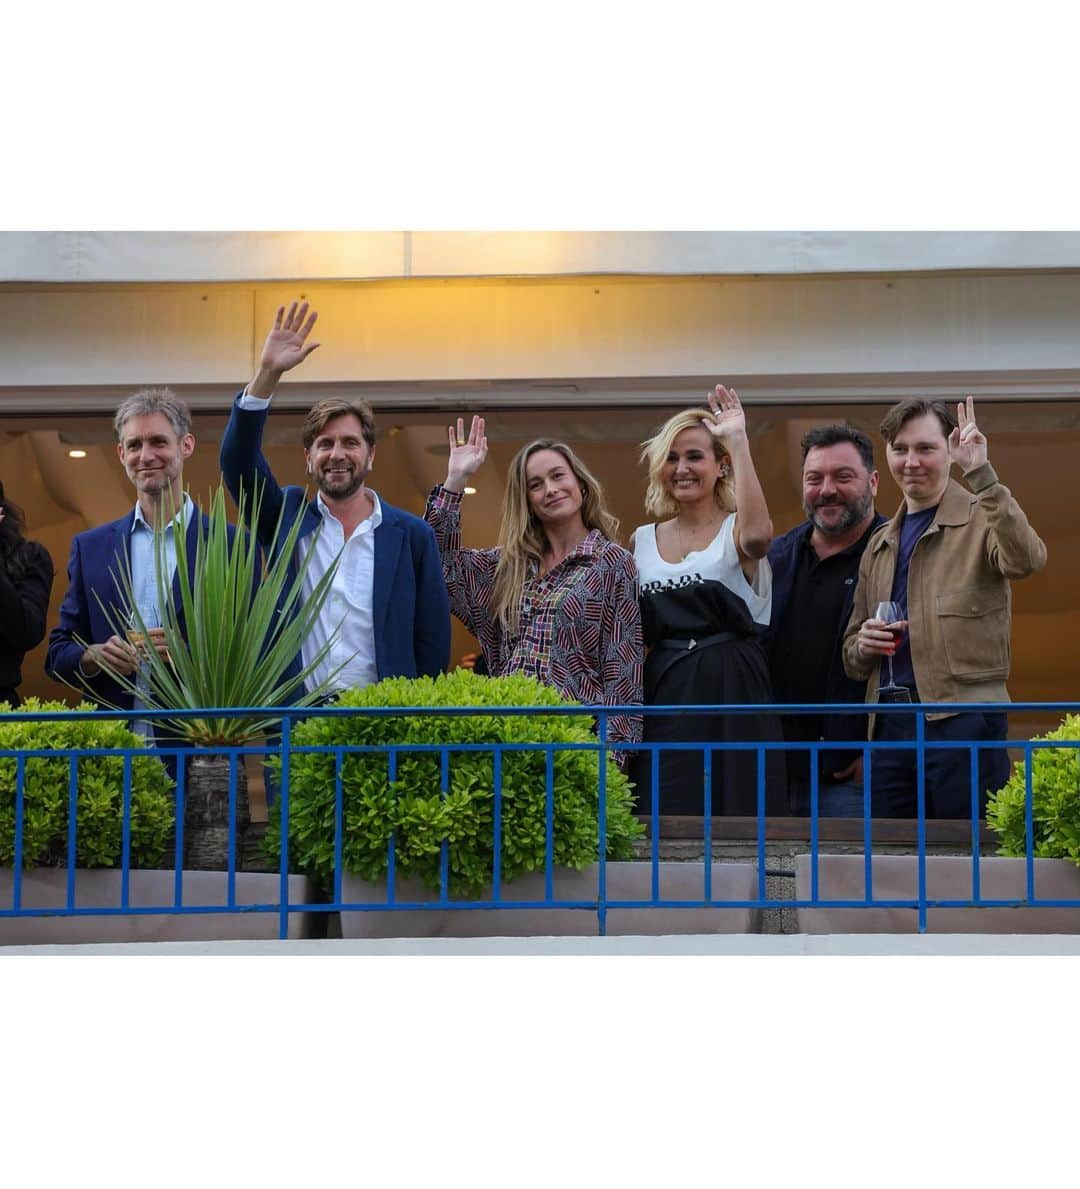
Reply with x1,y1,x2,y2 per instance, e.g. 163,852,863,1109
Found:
632,516,772,625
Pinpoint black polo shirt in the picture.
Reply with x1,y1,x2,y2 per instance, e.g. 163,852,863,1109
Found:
770,524,874,780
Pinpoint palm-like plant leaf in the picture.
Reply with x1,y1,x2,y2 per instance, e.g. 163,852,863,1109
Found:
82,484,345,744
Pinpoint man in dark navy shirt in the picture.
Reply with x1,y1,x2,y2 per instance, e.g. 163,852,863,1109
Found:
764,425,885,816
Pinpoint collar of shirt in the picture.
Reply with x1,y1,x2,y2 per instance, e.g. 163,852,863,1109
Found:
130,492,195,536
528,529,606,578
314,488,383,538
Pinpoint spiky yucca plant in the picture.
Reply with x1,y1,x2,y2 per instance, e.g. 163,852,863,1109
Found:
83,484,343,745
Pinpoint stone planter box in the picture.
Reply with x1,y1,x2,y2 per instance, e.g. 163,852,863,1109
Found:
0,869,319,945
794,854,1080,934
339,861,761,938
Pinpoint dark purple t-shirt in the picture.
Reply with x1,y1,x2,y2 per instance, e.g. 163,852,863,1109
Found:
888,505,937,689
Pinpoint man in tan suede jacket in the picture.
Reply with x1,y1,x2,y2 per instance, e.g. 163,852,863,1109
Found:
842,396,1046,819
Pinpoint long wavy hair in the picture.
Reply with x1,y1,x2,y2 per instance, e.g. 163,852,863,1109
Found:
640,407,736,520
0,483,37,582
490,439,620,635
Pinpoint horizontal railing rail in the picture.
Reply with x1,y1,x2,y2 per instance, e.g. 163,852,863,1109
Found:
1,701,1078,939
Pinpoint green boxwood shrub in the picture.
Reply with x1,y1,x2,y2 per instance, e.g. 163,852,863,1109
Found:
986,713,1080,865
0,698,175,869
264,669,644,894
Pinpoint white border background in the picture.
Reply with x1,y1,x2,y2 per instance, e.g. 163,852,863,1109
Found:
4,2,1079,1184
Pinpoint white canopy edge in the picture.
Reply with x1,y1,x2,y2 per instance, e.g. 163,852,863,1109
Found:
5,230,1080,283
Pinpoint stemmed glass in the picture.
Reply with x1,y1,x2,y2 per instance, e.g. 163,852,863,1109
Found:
874,600,911,704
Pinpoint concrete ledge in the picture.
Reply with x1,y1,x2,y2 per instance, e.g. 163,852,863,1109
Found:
6,934,1080,956
795,855,1080,934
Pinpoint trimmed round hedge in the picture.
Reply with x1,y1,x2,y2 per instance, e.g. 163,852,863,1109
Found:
265,670,643,894
0,698,175,869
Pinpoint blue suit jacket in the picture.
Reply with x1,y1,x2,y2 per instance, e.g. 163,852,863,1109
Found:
45,508,217,710
219,396,450,683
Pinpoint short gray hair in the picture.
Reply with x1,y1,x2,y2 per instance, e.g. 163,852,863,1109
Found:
114,387,193,441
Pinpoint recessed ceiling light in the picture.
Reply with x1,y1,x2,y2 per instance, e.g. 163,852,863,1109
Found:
68,449,88,459
463,486,477,495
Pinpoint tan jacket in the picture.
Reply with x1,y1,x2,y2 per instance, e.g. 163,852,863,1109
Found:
842,461,1046,730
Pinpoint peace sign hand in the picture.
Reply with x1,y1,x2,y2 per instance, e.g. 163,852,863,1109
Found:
702,384,748,444
949,395,988,474
445,415,488,492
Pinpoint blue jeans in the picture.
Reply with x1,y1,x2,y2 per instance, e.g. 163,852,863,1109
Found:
789,778,868,818
870,710,1010,819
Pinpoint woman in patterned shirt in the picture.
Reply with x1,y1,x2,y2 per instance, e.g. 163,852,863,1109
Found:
424,415,643,762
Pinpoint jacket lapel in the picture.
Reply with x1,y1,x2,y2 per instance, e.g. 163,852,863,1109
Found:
372,513,403,640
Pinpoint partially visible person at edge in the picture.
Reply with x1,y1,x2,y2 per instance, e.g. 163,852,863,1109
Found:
0,483,54,707
219,301,451,694
630,386,786,816
46,388,225,752
842,396,1047,819
424,415,643,768
763,424,886,817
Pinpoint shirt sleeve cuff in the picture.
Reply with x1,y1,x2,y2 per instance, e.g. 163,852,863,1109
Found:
428,484,464,510
237,388,272,410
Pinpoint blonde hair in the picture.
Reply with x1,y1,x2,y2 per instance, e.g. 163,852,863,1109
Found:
640,408,736,520
490,439,620,635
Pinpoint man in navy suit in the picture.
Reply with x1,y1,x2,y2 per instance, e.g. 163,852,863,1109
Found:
219,301,450,693
763,424,886,817
46,388,210,721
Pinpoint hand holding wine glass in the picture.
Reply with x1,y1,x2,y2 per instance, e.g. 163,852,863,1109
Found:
870,600,909,700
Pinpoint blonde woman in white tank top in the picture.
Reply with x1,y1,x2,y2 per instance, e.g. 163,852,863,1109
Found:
630,387,787,817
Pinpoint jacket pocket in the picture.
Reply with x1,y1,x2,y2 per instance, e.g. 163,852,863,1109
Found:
935,589,1009,681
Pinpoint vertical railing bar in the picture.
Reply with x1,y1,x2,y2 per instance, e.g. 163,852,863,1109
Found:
916,707,928,934
809,745,820,905
278,716,292,942
862,743,873,904
386,747,398,906
66,752,78,910
492,747,503,903
702,746,712,903
226,750,238,909
756,746,766,905
970,743,981,904
174,751,187,909
12,755,25,912
439,747,450,902
544,748,554,904
120,752,132,910
1024,741,1035,904
333,747,344,909
597,712,608,937
650,743,660,904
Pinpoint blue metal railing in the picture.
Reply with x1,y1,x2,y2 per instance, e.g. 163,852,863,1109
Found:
1,701,1078,940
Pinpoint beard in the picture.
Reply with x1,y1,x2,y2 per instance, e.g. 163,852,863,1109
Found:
804,485,874,536
315,461,370,501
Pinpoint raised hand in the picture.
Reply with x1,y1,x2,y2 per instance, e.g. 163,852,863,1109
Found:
702,384,748,443
259,301,321,375
444,416,487,493
949,395,988,474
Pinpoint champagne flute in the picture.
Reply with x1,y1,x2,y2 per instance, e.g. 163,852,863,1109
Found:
874,600,910,702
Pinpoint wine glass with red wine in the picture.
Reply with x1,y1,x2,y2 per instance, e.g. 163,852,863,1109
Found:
874,600,911,703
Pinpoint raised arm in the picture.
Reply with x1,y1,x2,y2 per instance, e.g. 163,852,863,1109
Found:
950,396,1047,579
220,302,321,544
424,415,499,637
703,384,773,572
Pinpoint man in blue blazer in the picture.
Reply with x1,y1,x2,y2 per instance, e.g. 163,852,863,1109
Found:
46,388,212,716
219,301,450,693
762,424,886,817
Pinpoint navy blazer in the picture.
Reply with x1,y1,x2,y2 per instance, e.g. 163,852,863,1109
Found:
46,507,219,710
763,514,886,770
219,396,450,683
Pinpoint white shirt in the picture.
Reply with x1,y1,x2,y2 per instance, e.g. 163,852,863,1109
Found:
128,493,194,729
238,389,380,692
300,490,382,692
